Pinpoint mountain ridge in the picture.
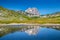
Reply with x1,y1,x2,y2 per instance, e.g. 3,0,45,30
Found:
0,6,60,24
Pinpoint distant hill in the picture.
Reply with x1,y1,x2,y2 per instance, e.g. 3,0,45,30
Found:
40,12,60,18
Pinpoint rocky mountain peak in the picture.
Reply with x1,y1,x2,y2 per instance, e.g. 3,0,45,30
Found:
25,7,40,17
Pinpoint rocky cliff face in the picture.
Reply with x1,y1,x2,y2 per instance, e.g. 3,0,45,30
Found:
25,8,40,17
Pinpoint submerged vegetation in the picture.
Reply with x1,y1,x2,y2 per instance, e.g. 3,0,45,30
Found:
0,6,60,24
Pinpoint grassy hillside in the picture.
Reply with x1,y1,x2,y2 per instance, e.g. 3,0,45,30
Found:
0,6,31,24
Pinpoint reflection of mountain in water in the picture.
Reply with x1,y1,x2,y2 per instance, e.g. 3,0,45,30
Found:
25,27,40,35
0,25,60,37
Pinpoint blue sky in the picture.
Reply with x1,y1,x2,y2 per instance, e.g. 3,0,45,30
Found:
0,0,60,15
